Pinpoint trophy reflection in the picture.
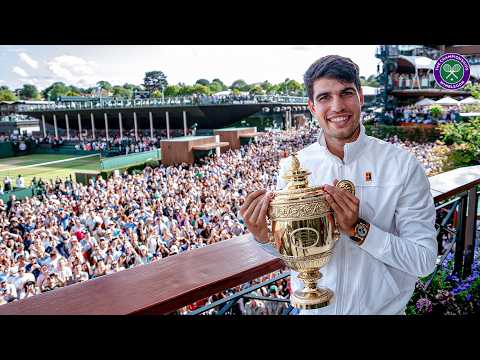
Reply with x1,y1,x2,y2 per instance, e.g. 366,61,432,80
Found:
268,154,355,309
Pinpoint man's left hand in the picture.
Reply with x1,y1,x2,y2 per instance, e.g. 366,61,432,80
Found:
323,179,359,237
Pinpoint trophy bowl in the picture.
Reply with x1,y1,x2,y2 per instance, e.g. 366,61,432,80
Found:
268,154,355,310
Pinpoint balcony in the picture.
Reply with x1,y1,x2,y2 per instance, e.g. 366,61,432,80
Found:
0,166,478,315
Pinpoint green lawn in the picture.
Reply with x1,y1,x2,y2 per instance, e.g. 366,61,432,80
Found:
0,154,100,187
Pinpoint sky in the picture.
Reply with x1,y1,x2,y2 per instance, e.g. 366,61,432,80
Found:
0,45,381,91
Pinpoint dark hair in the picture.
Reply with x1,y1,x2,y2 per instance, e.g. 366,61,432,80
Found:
304,55,361,101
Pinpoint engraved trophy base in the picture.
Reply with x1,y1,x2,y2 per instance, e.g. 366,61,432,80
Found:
291,287,333,310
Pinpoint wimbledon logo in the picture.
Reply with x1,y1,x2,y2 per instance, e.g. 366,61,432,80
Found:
434,53,470,90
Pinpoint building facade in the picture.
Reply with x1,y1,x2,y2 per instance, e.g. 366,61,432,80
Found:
375,45,480,121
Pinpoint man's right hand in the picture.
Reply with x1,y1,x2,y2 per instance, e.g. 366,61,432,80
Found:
239,189,275,243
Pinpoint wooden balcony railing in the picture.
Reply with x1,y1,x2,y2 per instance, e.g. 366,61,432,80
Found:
0,166,478,315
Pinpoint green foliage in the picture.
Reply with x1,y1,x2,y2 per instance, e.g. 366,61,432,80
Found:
249,84,264,95
164,85,181,97
65,90,81,96
438,117,480,169
211,78,227,90
96,81,112,91
112,86,132,98
361,74,379,87
429,105,443,119
464,82,480,99
192,84,210,95
143,70,168,93
364,124,441,143
195,79,210,86
230,79,248,91
177,85,195,96
0,88,18,101
151,90,163,98
19,84,40,100
208,81,223,94
42,82,69,101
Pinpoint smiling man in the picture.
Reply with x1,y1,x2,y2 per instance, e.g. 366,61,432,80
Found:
241,55,438,315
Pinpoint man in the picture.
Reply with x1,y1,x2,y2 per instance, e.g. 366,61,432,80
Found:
240,55,437,315
16,174,25,189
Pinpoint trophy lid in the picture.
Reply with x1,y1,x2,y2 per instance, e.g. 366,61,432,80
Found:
272,153,325,205
282,153,311,190
270,153,329,220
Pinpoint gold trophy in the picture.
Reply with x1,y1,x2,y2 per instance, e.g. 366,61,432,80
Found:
268,154,355,309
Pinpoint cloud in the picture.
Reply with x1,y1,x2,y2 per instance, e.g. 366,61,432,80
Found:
19,52,39,69
13,66,28,77
47,55,97,87
4,47,27,53
290,45,313,51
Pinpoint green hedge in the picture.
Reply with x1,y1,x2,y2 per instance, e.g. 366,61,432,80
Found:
99,159,160,179
100,149,161,171
365,124,441,143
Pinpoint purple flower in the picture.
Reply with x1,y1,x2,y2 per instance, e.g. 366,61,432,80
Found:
465,294,472,302
416,298,433,313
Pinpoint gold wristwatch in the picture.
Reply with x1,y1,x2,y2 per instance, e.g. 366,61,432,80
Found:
350,218,370,245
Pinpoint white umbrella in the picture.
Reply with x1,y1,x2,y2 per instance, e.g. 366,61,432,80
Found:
459,96,480,104
415,98,435,106
435,97,459,106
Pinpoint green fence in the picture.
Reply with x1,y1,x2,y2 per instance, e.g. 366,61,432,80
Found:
0,187,34,203
100,149,161,171
0,142,15,158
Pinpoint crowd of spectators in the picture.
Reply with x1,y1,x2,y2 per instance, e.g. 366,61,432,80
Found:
0,123,455,311
385,135,449,176
393,105,461,124
0,127,318,307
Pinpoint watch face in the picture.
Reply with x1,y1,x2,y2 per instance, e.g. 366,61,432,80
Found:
357,224,368,237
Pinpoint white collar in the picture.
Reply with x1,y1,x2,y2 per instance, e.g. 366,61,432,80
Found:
317,123,368,165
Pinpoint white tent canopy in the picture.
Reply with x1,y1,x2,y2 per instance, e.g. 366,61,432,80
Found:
398,55,435,70
459,96,480,104
361,86,378,96
415,98,435,106
435,96,459,106
470,64,480,80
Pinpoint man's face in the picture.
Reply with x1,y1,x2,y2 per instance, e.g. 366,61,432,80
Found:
307,77,364,142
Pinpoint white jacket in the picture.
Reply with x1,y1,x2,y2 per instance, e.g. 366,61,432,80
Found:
255,124,437,314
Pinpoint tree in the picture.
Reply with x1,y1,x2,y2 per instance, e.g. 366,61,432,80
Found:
19,84,40,100
0,88,17,101
123,83,142,92
230,79,248,91
42,82,69,101
212,78,228,90
65,90,80,96
177,85,195,96
151,90,163,98
143,71,168,93
249,84,264,95
260,80,272,91
266,83,281,94
192,84,210,95
112,86,132,98
96,81,112,92
285,79,303,95
208,81,223,94
196,79,210,86
364,75,379,87
164,85,181,97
